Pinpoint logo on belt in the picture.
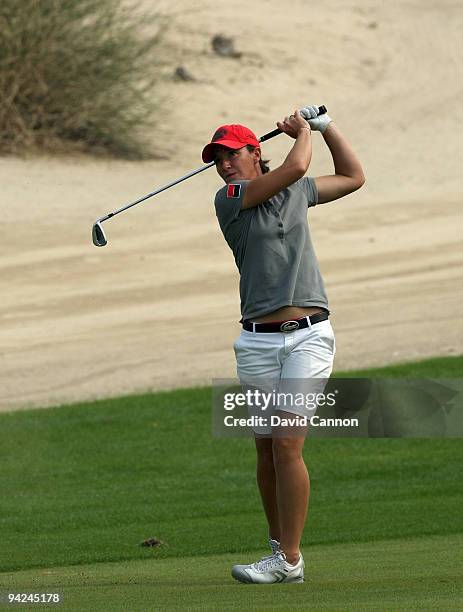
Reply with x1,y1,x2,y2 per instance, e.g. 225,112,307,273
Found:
280,320,299,332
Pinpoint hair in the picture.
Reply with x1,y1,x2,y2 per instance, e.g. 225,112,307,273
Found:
246,145,270,174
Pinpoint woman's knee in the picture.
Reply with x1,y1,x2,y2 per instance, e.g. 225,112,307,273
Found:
272,437,304,466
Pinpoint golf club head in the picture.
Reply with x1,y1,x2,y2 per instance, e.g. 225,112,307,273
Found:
92,221,107,247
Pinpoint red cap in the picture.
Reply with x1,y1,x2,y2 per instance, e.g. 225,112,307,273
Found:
202,124,260,163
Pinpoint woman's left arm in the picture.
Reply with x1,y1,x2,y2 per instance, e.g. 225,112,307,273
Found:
314,122,365,204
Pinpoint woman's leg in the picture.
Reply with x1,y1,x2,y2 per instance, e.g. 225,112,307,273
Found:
272,430,308,565
234,331,284,542
273,320,336,564
254,436,280,541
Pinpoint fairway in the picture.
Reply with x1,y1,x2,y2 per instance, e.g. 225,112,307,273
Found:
0,356,462,609
2,0,462,607
1,535,462,610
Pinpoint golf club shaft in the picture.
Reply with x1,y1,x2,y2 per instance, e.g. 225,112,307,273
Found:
97,105,327,224
99,162,215,223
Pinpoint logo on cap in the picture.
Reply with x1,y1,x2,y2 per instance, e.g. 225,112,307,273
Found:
212,127,228,142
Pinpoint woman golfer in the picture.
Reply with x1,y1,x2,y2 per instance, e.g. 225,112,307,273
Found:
202,105,364,584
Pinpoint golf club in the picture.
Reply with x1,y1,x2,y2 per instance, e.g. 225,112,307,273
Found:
92,105,327,247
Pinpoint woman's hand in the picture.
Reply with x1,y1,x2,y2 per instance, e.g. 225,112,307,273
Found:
276,109,311,139
300,105,333,133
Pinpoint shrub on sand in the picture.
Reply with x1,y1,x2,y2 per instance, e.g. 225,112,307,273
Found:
0,0,164,158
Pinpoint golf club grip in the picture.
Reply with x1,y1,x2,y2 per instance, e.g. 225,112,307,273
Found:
259,105,327,143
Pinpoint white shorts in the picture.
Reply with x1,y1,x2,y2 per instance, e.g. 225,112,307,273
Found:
233,318,336,434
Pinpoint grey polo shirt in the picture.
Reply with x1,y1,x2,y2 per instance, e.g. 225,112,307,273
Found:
214,177,329,320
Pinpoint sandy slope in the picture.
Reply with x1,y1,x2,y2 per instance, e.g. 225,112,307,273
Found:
1,0,462,411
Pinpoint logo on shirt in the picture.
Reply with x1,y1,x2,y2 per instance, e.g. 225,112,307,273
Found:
227,183,241,199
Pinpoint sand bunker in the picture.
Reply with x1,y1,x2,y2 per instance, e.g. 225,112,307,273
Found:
1,0,462,410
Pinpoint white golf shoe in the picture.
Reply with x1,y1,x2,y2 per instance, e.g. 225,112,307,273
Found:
231,550,304,584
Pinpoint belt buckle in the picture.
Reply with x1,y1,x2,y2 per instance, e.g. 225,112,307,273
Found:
280,320,299,333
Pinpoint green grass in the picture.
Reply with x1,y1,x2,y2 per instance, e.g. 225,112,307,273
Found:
335,354,463,378
1,535,461,611
0,355,462,609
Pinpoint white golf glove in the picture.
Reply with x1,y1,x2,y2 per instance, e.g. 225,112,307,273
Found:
300,105,332,134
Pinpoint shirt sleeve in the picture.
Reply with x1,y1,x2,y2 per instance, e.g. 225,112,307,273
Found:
214,180,249,234
298,176,319,208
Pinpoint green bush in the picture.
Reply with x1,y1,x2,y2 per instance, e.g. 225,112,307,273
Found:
0,0,164,158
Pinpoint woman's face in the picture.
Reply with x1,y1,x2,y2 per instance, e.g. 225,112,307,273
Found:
214,146,261,183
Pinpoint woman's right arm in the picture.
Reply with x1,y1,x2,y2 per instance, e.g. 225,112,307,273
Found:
242,111,312,209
